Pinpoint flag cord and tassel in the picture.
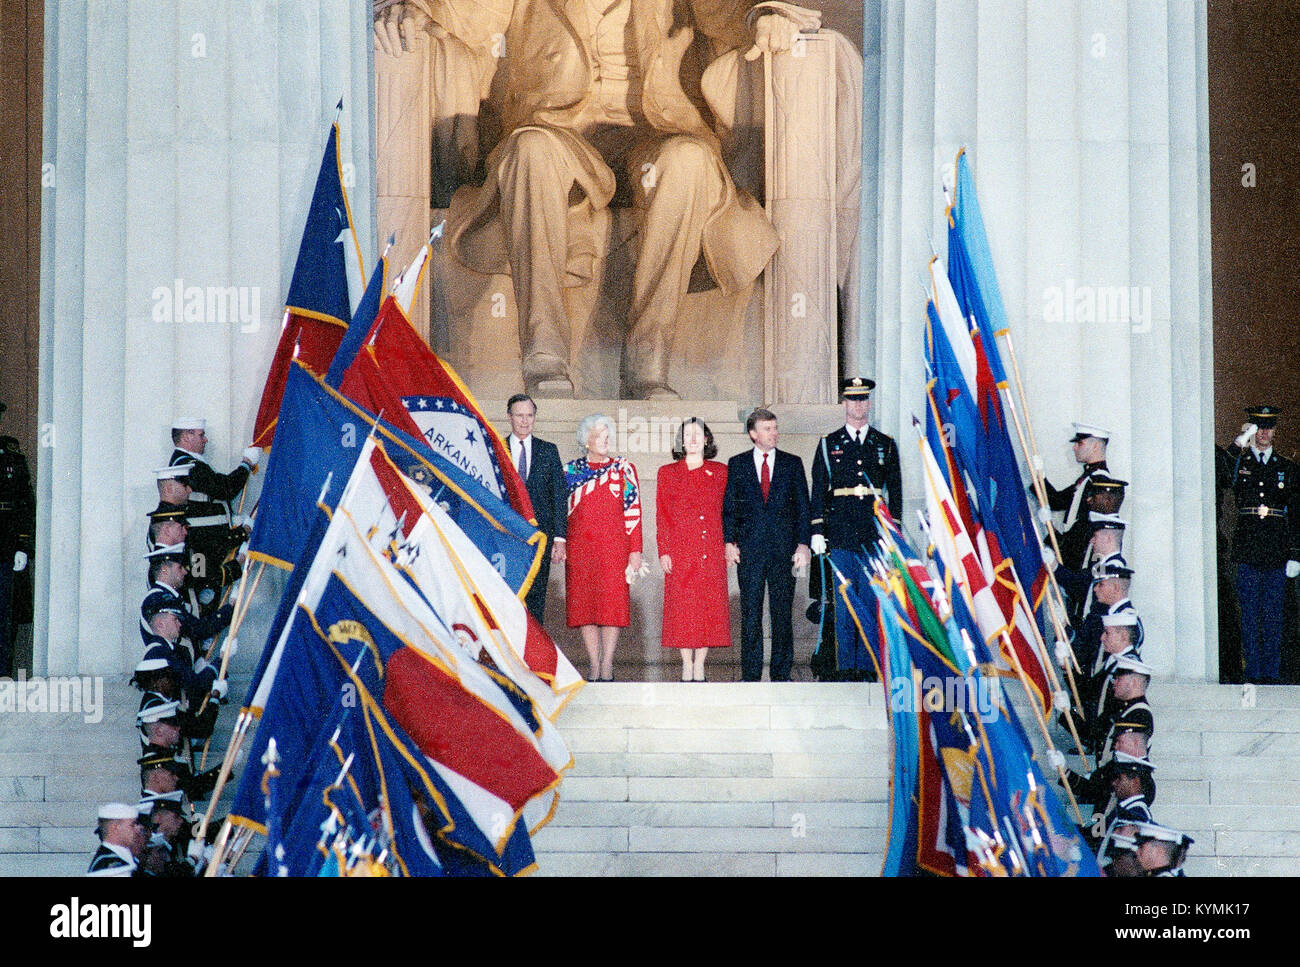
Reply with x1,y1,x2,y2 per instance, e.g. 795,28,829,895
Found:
198,561,266,770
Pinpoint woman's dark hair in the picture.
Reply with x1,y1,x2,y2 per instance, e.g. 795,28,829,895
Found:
672,416,717,460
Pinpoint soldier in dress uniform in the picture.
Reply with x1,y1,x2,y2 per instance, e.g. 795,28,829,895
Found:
1052,472,1126,571
131,648,220,745
153,466,246,614
138,792,205,877
807,377,902,681
141,543,234,659
1132,822,1193,877
1042,422,1112,536
1055,513,1127,624
87,802,147,877
165,415,260,613
146,502,189,552
1084,751,1156,851
1217,406,1300,683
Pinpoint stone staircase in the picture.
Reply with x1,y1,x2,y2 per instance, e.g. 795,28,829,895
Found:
4,667,1298,876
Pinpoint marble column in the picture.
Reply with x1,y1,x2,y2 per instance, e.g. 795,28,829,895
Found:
873,0,1215,679
36,0,376,675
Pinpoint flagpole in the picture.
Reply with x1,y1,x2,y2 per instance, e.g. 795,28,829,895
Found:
992,624,1087,826
197,561,266,769
195,707,254,850
993,329,1078,649
203,818,235,877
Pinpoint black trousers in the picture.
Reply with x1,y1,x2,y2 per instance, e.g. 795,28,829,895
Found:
738,555,794,682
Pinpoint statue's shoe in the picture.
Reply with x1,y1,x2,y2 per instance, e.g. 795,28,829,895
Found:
524,352,574,398
626,382,680,401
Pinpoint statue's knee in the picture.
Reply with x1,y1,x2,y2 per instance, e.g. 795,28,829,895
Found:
500,127,558,173
652,136,716,179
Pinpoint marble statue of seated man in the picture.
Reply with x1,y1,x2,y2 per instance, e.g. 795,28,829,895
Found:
375,0,824,399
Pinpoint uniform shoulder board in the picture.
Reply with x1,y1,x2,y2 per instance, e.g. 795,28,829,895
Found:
87,849,135,877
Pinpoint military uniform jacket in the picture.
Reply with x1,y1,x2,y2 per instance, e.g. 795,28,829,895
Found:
169,448,250,505
1045,460,1107,530
810,426,902,550
1219,444,1300,568
87,842,139,877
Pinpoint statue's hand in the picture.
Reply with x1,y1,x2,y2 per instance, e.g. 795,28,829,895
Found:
373,1,442,57
744,12,800,61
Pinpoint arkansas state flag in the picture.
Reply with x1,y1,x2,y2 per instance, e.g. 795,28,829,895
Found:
341,296,534,521
252,121,364,449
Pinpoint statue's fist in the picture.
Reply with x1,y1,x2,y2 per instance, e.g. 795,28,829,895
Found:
745,13,800,61
373,1,439,58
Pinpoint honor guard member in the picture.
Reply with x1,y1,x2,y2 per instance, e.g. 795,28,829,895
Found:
808,377,902,680
1132,822,1193,877
1085,751,1156,850
1055,513,1127,623
87,803,147,876
1053,472,1126,571
132,647,220,743
167,416,259,611
139,746,219,803
1218,406,1300,683
146,501,189,552
153,465,245,613
142,543,233,654
1042,423,1111,535
138,602,223,711
139,792,207,876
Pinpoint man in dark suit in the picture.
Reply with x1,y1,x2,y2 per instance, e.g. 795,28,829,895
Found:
506,394,568,621
723,408,811,682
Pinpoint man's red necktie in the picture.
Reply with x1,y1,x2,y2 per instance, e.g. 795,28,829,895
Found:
761,451,771,502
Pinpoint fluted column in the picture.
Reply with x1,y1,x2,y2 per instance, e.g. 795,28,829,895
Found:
873,0,1214,679
37,0,376,675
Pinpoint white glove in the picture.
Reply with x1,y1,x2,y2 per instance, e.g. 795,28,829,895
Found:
1235,423,1258,448
1287,561,1300,579
1046,749,1066,771
624,561,650,585
1054,643,1070,668
187,838,207,865
1031,455,1044,472
1036,506,1052,524
242,446,263,468
810,534,828,556
1052,690,1071,712
220,636,239,661
211,679,229,702
193,658,212,676
12,550,26,572
1040,545,1056,568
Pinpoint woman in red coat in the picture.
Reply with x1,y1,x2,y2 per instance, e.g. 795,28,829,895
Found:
657,417,730,681
565,414,644,681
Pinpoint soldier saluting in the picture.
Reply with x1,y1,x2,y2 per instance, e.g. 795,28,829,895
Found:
1218,406,1300,684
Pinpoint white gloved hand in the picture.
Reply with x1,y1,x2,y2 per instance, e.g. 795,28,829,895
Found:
242,446,263,468
1046,749,1066,771
1052,690,1071,712
1031,455,1044,472
13,550,26,572
810,534,828,556
187,838,207,865
220,636,239,661
1040,545,1056,568
1036,506,1052,524
1287,561,1300,579
193,658,212,676
211,679,229,702
1235,423,1258,448
1054,643,1070,668
624,561,650,585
